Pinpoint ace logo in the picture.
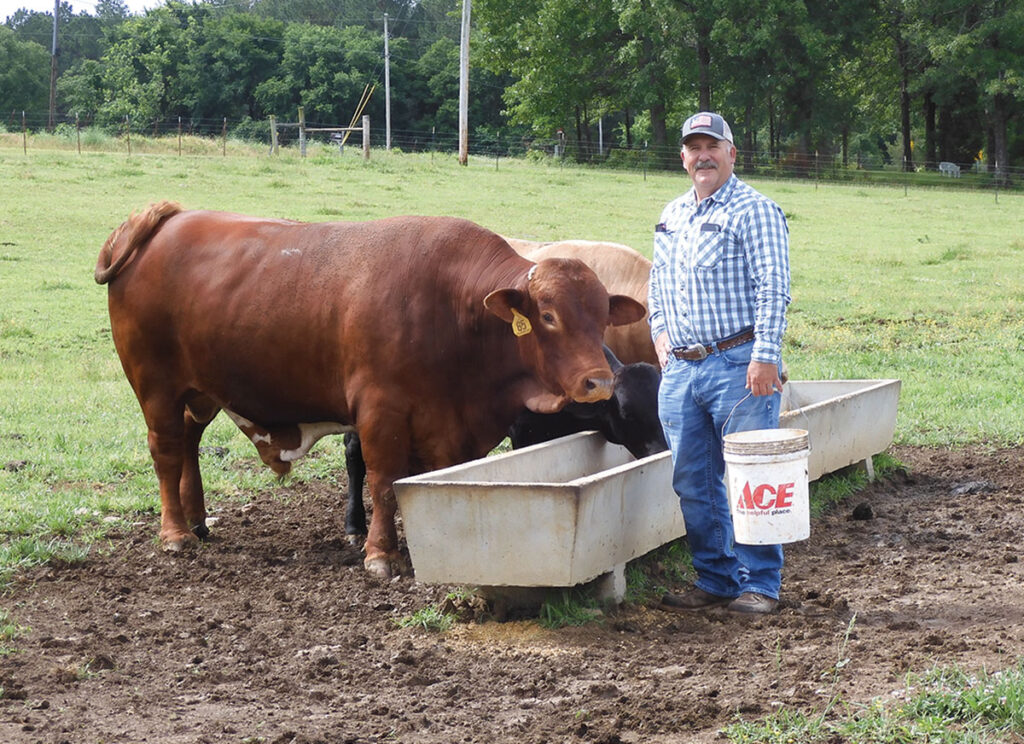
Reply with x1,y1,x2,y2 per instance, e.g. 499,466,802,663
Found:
736,481,795,511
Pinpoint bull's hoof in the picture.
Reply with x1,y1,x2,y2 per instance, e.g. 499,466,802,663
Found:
161,532,200,552
364,553,410,578
345,532,366,549
191,522,210,540
364,555,393,579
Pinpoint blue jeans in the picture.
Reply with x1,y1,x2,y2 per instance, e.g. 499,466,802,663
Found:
658,342,784,599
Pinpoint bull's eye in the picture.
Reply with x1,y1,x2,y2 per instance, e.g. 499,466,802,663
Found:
542,312,556,325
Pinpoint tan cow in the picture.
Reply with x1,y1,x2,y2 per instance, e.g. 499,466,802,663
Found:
505,238,655,365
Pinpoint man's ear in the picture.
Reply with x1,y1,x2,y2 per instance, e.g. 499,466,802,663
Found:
608,295,646,327
483,288,524,323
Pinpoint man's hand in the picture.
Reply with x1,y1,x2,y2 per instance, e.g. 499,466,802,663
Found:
747,360,783,397
654,331,672,369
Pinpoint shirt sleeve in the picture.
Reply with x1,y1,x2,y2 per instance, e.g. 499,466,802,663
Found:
744,200,791,364
647,207,672,343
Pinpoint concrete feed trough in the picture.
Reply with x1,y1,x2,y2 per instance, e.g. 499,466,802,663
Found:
395,378,900,599
780,379,901,481
394,432,682,599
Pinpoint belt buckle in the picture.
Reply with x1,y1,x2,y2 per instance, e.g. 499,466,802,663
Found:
684,343,708,360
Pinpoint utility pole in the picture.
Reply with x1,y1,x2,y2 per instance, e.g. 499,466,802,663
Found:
48,0,59,131
384,13,391,151
458,0,471,165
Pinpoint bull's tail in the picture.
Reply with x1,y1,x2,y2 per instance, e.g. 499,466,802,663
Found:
94,201,184,285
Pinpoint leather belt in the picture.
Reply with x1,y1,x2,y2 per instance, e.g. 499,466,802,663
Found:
672,328,755,361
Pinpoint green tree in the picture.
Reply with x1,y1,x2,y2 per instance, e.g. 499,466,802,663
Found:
477,0,641,157
95,1,131,23
414,37,462,131
97,2,211,127
182,13,285,120
5,1,126,75
922,0,1023,183
254,23,382,124
0,25,49,114
248,0,418,30
712,0,877,173
410,35,514,139
615,0,694,160
56,58,105,121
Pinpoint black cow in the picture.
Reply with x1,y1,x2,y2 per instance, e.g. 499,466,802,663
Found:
341,348,666,540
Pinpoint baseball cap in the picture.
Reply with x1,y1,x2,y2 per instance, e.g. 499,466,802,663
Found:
681,112,733,144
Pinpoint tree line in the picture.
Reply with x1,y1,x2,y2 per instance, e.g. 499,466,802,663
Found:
2,0,1021,181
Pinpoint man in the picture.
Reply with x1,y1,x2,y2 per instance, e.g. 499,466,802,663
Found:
648,111,791,614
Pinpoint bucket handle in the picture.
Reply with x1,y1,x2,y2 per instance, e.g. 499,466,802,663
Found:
722,387,811,440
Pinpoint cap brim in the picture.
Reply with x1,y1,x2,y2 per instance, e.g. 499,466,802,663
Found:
682,130,728,142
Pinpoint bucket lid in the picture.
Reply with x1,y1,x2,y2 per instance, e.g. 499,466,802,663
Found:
723,428,809,456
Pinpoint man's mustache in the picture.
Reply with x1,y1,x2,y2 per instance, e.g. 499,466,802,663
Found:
695,160,718,170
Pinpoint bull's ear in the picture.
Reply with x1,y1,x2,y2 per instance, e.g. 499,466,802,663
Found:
608,295,646,327
483,288,524,323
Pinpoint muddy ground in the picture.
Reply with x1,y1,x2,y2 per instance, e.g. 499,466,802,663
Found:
2,444,1023,744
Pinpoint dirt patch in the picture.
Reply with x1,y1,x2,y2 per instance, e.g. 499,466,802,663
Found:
2,445,1024,743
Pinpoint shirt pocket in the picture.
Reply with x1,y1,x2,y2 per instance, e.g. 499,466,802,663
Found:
693,227,741,271
653,226,675,260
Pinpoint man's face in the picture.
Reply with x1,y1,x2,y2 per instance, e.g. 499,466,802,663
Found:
681,134,736,199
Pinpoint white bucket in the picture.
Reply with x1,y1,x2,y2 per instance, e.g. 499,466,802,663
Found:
724,428,810,545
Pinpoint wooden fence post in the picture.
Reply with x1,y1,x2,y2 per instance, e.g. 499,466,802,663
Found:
177,116,182,156
269,115,278,155
362,115,370,160
222,117,227,156
298,106,306,158
125,115,131,157
76,113,80,154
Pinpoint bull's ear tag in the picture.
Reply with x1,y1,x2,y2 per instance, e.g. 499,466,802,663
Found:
511,308,532,337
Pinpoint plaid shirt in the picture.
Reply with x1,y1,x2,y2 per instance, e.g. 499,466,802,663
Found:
648,174,791,364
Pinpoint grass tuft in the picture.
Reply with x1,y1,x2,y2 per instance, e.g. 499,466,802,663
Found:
0,536,90,591
537,588,604,629
624,538,693,605
0,609,29,656
723,658,1024,743
393,604,456,632
808,453,901,517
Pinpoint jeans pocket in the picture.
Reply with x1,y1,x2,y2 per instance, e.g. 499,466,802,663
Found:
720,342,753,368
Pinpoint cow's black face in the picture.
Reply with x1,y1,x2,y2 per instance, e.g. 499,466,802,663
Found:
607,363,667,459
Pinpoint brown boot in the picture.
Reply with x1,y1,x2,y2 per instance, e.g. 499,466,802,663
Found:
727,592,779,614
660,587,731,612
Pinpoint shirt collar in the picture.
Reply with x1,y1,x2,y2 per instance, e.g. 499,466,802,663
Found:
687,173,739,209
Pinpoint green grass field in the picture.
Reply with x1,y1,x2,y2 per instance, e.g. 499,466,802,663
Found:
1,142,1022,554
2,141,1023,742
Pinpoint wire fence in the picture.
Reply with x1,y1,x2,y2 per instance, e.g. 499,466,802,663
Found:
4,108,1022,190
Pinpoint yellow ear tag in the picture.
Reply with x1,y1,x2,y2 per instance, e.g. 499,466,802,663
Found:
511,308,532,337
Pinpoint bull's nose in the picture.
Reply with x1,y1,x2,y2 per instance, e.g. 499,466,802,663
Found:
577,375,614,402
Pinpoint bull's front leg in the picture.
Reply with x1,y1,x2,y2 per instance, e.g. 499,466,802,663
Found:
363,470,407,579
